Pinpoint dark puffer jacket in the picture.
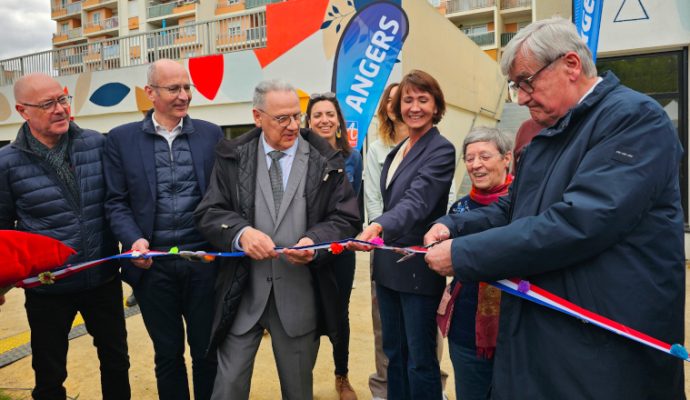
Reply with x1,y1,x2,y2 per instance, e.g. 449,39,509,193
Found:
194,128,361,353
0,123,119,294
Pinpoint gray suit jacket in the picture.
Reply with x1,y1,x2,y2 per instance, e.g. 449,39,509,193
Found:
230,138,316,337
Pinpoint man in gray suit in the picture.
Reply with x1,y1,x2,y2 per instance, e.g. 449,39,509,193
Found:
195,79,360,399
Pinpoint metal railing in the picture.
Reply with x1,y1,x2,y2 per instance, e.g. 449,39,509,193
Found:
217,0,242,7
53,1,82,16
0,9,268,85
501,0,531,9
245,0,284,9
85,16,120,32
83,0,117,9
444,0,495,14
501,32,517,46
148,0,198,18
467,31,495,46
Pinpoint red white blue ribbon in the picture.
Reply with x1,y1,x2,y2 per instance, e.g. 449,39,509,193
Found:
14,237,688,363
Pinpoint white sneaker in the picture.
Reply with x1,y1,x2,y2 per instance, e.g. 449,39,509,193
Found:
442,393,449,400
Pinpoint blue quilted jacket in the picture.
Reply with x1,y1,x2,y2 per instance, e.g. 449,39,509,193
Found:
0,123,119,294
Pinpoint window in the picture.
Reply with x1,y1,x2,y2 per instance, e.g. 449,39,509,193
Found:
61,22,69,33
93,12,101,25
597,50,689,223
427,0,441,6
462,24,488,36
227,22,241,37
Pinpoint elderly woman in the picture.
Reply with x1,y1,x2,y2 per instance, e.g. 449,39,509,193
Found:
351,70,455,400
445,127,513,400
305,92,362,400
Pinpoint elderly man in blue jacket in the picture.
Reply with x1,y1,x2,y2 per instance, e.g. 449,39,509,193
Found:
104,59,222,400
425,17,684,400
0,73,130,399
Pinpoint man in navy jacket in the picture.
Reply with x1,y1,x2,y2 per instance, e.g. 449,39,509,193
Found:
0,73,130,399
104,59,222,400
425,18,684,400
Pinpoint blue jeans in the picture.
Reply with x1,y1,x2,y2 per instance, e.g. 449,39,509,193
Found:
134,259,217,400
376,283,442,400
449,341,493,400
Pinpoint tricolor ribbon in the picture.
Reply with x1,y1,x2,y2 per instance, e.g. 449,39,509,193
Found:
11,237,688,363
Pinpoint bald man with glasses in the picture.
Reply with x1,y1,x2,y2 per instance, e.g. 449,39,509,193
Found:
0,73,130,399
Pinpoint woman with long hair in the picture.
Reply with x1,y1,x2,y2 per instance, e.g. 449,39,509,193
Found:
305,92,362,400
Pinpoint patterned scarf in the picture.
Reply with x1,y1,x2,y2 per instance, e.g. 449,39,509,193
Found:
471,173,513,358
23,123,80,207
469,174,514,205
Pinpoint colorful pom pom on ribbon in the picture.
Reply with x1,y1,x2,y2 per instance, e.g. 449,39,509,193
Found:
169,246,179,254
517,280,530,293
329,242,345,255
38,272,55,285
670,344,688,360
370,237,384,246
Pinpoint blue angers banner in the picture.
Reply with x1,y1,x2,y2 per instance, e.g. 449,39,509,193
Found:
332,1,408,150
573,0,604,62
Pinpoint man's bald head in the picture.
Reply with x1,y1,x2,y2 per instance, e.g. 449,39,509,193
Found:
14,73,63,104
14,73,71,148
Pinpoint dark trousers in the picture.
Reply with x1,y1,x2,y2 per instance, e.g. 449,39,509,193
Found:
449,341,493,400
376,283,442,400
330,250,356,376
134,259,217,400
25,278,130,400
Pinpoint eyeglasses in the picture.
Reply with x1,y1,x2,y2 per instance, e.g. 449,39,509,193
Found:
21,95,72,111
309,92,336,100
150,84,194,96
463,152,502,164
507,54,564,102
257,109,302,127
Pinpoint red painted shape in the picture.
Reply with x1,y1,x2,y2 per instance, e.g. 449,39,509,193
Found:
189,55,224,100
254,0,330,68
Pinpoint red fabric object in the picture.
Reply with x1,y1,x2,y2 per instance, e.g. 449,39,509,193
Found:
0,230,75,287
512,118,543,172
469,174,514,205
437,281,463,337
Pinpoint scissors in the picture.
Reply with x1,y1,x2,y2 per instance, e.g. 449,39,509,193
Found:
396,240,443,263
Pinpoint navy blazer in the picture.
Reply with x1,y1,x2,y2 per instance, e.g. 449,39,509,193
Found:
104,111,223,284
372,126,455,296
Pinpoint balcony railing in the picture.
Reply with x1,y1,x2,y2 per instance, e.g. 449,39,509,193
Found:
245,0,284,9
500,32,517,46
501,0,531,9
148,2,176,19
82,0,117,9
85,16,120,32
0,8,268,85
467,31,495,46
217,0,242,7
53,1,83,17
444,0,495,14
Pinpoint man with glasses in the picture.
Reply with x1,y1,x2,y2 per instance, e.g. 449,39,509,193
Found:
195,79,360,399
0,73,130,399
425,17,684,399
104,59,222,400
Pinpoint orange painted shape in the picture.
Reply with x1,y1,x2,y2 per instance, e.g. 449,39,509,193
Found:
135,86,153,114
254,0,330,68
189,55,224,101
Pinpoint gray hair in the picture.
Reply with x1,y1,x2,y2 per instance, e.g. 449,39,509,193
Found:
253,79,296,109
462,127,514,157
500,17,597,78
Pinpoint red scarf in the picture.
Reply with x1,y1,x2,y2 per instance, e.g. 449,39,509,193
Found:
471,173,513,358
469,174,514,205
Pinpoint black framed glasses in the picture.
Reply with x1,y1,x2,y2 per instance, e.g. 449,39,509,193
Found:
309,92,336,100
463,152,502,164
21,95,72,111
508,54,564,102
150,84,194,96
257,109,302,127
